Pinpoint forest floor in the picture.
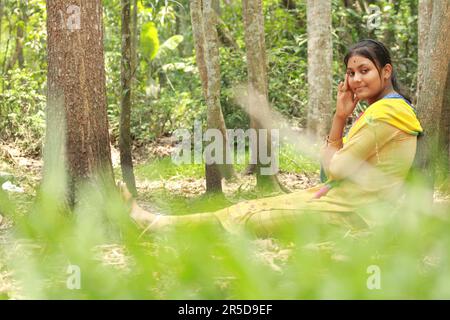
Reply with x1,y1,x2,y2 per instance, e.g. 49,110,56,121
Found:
0,140,324,299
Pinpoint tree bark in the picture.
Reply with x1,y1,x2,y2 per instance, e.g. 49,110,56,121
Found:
203,0,236,192
2,18,12,76
280,0,296,10
212,0,221,15
5,0,27,70
190,0,208,98
190,0,236,193
417,0,433,104
0,0,3,93
120,0,137,196
0,1,3,45
416,1,450,191
343,0,354,8
382,0,396,50
216,14,239,50
243,0,282,192
306,0,333,139
131,0,138,76
438,67,450,175
17,0,27,68
46,0,114,205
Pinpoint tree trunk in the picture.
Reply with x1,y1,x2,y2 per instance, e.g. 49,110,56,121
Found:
242,0,282,192
17,0,27,68
212,0,221,15
382,0,396,49
120,0,137,196
16,23,24,68
0,0,3,75
210,0,238,50
190,0,236,193
190,0,208,98
131,0,138,76
306,0,333,139
46,0,114,205
281,0,296,10
0,1,3,45
216,14,239,50
203,0,236,192
343,0,355,8
3,19,13,75
438,67,450,176
5,0,26,70
417,0,433,104
415,1,450,192
1,17,11,92
176,2,192,57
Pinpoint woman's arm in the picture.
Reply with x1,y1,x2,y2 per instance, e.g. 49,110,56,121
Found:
320,114,346,172
321,74,359,175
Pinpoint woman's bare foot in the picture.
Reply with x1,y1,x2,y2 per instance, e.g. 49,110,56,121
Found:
117,181,168,232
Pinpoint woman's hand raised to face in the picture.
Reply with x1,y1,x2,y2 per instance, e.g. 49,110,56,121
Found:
335,74,359,120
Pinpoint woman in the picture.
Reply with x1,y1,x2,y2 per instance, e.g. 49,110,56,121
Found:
121,39,423,237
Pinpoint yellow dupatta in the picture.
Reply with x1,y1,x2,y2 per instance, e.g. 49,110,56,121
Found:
344,96,423,143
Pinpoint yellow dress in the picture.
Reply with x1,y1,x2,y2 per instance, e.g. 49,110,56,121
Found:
211,96,423,237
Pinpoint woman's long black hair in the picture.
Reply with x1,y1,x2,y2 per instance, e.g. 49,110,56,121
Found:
343,39,412,103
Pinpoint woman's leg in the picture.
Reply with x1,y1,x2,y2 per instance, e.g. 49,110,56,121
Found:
118,182,221,231
119,182,362,236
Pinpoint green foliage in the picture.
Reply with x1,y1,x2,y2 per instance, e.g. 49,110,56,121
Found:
0,68,46,154
154,35,184,60
140,21,160,61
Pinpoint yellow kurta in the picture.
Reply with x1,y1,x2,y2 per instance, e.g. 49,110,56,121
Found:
212,97,422,237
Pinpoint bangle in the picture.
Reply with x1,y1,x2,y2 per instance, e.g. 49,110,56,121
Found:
326,135,342,147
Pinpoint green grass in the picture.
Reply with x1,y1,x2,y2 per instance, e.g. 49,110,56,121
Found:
134,143,320,182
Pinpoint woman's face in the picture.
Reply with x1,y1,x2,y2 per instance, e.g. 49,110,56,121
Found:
346,55,391,102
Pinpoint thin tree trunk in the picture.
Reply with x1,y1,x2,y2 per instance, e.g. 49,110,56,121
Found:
382,0,396,49
0,0,3,92
175,1,183,56
343,0,354,8
190,0,236,193
2,18,12,78
131,0,137,76
190,0,208,98
176,2,192,57
46,0,114,205
416,1,450,193
120,0,137,196
417,0,433,104
306,0,333,139
439,67,450,176
0,0,3,52
17,0,27,68
216,14,239,50
203,0,236,192
16,25,24,68
6,0,27,70
243,0,282,192
212,0,221,15
210,0,238,50
280,0,296,10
